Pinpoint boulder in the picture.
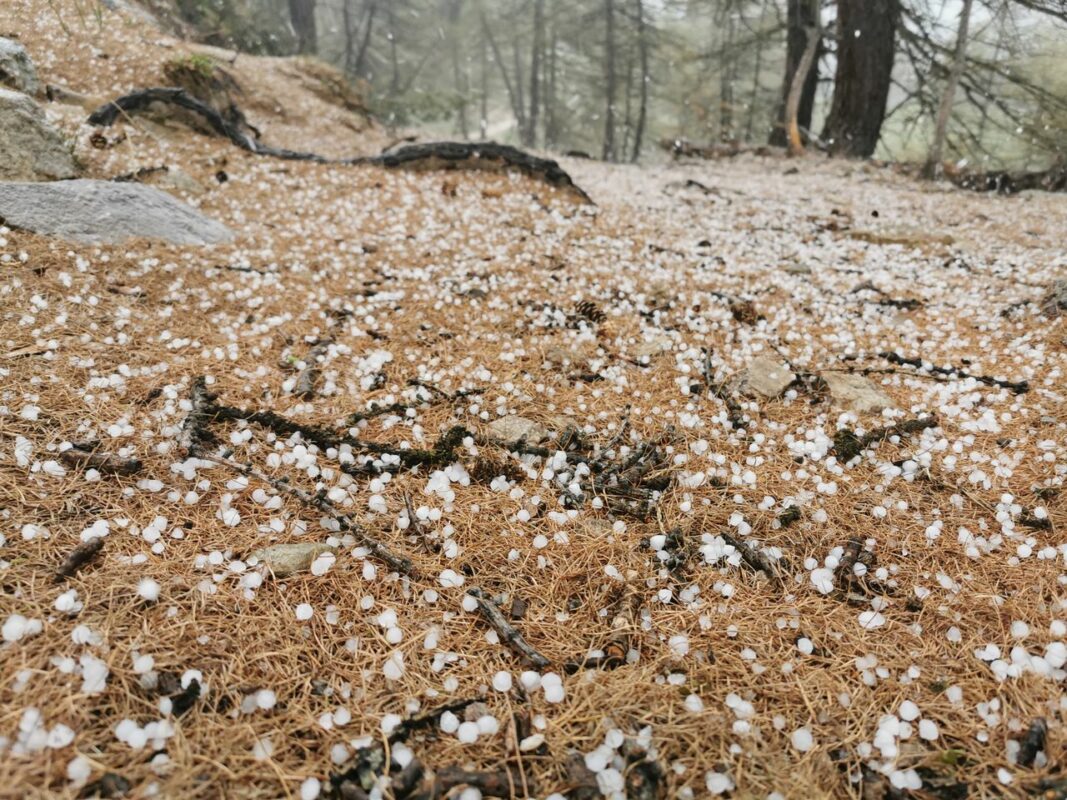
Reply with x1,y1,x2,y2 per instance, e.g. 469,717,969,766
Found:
822,373,894,414
0,38,39,95
248,542,335,578
734,356,795,399
0,179,233,245
487,416,552,446
0,88,78,181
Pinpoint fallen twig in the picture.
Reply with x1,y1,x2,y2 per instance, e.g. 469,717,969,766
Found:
59,446,142,476
879,351,1028,394
198,452,417,578
466,588,550,668
832,416,939,462
721,531,788,582
54,537,105,582
1017,718,1048,768
179,376,217,456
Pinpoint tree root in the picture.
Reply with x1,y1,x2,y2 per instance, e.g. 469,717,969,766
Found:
88,90,593,201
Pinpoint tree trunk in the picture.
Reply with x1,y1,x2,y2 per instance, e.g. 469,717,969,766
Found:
924,0,974,178
718,4,736,142
770,0,819,147
482,12,525,131
342,0,355,75
447,0,468,139
631,0,648,162
480,33,489,139
602,0,617,161
546,19,559,148
525,0,545,147
288,0,317,55
822,0,898,158
743,0,769,142
785,23,820,155
388,3,400,98
353,2,377,80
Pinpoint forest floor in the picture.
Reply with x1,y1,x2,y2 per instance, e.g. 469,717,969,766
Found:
2,2,1067,799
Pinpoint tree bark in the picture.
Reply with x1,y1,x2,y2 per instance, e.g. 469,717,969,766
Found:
447,0,468,139
631,0,648,162
785,23,820,155
602,0,617,161
821,0,899,158
288,0,317,55
525,0,545,147
770,0,819,147
546,17,559,148
353,2,377,80
482,12,525,131
924,0,974,178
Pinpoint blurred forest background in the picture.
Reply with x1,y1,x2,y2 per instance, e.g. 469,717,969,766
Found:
148,0,1067,170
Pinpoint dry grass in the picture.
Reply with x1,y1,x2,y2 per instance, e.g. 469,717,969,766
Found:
2,2,1067,799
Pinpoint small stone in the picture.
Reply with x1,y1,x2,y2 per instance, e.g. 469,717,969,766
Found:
0,88,78,182
734,356,795,399
632,335,673,359
0,37,40,95
822,373,894,413
487,416,552,445
249,543,336,578
781,263,812,275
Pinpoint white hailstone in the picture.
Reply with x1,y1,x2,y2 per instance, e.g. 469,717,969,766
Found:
383,651,405,680
256,689,277,710
138,578,161,602
541,672,565,703
79,655,109,694
47,724,75,748
810,568,835,595
221,507,241,527
310,552,335,576
381,714,402,734
440,711,460,734
997,768,1013,785
597,769,624,795
476,716,499,735
55,590,82,614
492,671,513,692
506,731,542,755
791,727,814,752
797,638,814,655
858,611,886,630
684,694,705,713
295,603,314,621
669,634,690,657
3,614,41,643
1010,620,1030,639
439,569,465,588
520,671,542,690
457,722,480,744
461,594,479,612
918,719,939,740
585,746,613,773
706,771,735,795
368,495,387,514
253,737,274,760
67,755,92,784
133,654,155,674
946,626,961,643
899,701,920,721
300,777,321,800
1051,620,1066,637
457,790,481,800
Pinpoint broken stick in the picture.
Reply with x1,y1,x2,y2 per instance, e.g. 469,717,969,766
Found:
55,537,105,582
466,588,551,668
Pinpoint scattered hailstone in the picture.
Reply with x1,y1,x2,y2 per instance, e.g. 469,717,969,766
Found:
295,603,314,621
791,727,814,752
310,552,335,576
492,671,513,692
138,578,161,602
300,777,321,800
706,771,735,795
858,611,886,630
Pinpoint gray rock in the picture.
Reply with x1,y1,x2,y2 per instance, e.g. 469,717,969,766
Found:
0,88,78,181
248,542,335,578
0,179,233,245
735,356,795,399
0,38,39,95
487,416,552,445
782,263,812,275
822,373,894,413
632,335,673,359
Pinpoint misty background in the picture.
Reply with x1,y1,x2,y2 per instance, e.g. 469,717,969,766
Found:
147,0,1067,169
